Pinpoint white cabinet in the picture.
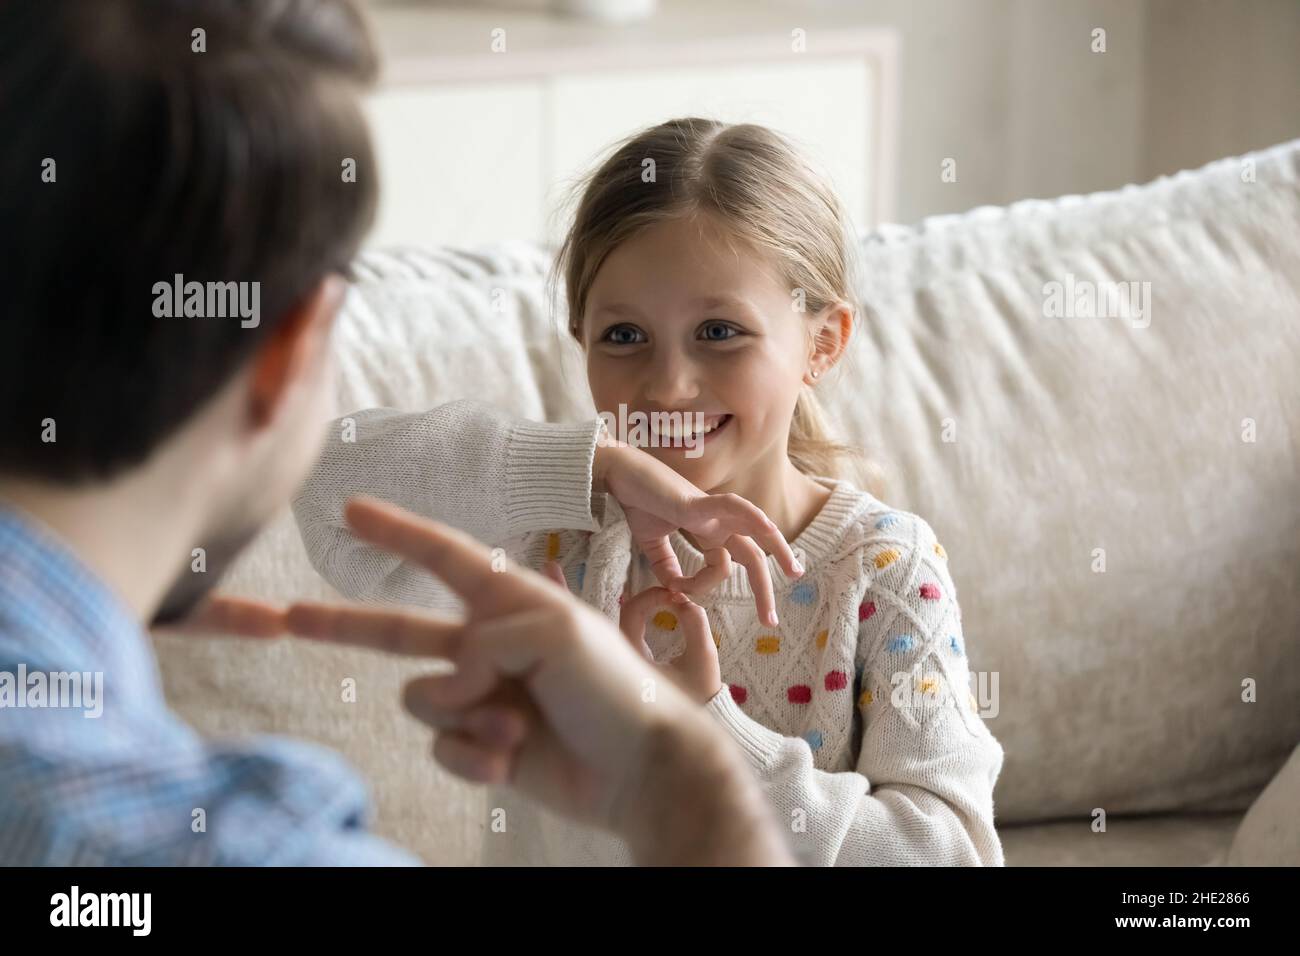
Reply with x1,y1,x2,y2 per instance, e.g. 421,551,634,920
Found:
363,2,897,248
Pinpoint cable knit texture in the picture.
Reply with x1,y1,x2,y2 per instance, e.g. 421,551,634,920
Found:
293,399,1005,866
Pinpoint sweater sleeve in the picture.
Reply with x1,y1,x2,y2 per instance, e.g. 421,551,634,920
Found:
704,515,1005,866
292,399,606,606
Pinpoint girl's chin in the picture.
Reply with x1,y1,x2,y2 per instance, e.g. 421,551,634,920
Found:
651,448,729,487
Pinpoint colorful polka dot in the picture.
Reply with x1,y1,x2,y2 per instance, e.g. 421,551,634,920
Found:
546,533,561,561
875,514,900,530
652,611,677,630
874,549,899,569
803,730,824,751
887,634,915,653
918,677,939,696
791,581,816,605
730,685,748,705
858,601,876,622
920,582,941,601
788,684,812,704
755,636,781,654
825,670,849,691
934,542,947,560
949,635,963,655
858,689,874,708
815,629,829,649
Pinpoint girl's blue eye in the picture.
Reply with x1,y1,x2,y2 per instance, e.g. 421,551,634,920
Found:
700,322,739,342
602,324,645,345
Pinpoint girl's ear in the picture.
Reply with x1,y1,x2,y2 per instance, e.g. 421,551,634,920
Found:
806,302,854,382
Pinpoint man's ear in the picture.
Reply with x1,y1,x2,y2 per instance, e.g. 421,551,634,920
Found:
248,274,347,429
808,301,854,375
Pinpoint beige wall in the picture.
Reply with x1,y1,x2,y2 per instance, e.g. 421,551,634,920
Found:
842,0,1300,222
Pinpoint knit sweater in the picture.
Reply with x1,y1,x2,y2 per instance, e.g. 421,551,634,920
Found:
293,400,1006,866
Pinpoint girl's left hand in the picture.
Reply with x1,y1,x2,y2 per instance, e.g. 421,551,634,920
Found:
544,562,722,705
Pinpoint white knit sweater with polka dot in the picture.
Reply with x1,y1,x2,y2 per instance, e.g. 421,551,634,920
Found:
293,400,1006,866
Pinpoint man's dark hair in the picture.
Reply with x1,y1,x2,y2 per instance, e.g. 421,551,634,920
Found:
0,0,379,482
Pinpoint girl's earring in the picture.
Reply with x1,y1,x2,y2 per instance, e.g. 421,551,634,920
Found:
810,369,821,380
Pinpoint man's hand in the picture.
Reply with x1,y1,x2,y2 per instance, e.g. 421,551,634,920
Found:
163,498,794,864
286,498,787,862
594,442,802,628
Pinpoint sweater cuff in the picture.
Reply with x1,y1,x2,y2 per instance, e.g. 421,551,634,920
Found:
505,417,605,534
705,685,789,774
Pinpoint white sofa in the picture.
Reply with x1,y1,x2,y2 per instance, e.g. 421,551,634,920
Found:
152,140,1300,866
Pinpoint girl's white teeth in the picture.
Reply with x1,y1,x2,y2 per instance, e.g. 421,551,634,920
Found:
656,415,728,440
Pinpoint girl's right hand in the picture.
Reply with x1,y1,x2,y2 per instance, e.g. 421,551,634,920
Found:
593,441,802,628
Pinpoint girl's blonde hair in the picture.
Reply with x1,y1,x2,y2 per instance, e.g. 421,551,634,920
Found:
554,117,884,495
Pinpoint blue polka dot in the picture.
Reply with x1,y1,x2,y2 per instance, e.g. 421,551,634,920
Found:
886,634,915,653
802,730,824,751
791,581,816,605
875,514,901,530
576,562,586,591
948,634,963,656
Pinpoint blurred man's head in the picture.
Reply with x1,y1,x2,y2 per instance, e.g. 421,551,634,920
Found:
0,0,378,621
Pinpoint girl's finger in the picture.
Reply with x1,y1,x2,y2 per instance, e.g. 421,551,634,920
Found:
669,600,722,702
616,587,670,661
689,493,803,580
640,535,686,590
670,546,732,598
726,534,780,628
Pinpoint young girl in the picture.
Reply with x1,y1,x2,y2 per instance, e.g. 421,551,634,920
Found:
294,118,1004,866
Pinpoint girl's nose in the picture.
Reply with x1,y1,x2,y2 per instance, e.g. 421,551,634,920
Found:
642,352,701,406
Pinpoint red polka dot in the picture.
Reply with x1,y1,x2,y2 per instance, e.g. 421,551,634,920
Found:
788,684,813,704
920,583,941,600
858,601,876,621
825,670,848,691
729,685,747,705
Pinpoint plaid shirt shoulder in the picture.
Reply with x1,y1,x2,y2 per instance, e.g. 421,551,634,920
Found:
0,508,419,866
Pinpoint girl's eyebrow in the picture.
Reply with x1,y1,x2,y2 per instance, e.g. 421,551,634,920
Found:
691,294,763,320
591,303,646,319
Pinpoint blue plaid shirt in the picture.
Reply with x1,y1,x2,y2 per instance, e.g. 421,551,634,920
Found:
0,506,419,865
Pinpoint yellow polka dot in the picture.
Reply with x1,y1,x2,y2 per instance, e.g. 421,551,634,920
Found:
815,629,829,649
652,611,678,630
918,677,939,696
858,689,873,708
874,548,899,569
934,542,947,560
755,636,781,655
546,533,561,561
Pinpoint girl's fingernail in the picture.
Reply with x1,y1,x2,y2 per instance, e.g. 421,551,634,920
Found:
769,609,780,626
670,590,689,604
792,560,804,576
